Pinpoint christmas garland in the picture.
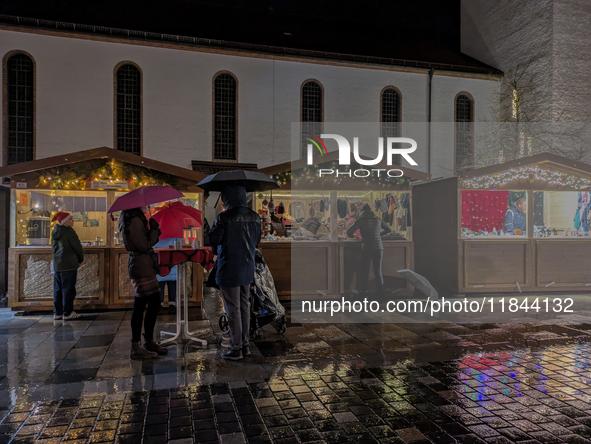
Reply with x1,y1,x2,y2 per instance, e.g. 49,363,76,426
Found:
463,167,591,190
36,160,179,190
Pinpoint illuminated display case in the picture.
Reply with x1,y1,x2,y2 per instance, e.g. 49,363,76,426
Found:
414,153,591,295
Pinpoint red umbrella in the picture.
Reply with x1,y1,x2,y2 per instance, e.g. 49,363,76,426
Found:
107,186,183,214
154,202,202,225
151,203,202,239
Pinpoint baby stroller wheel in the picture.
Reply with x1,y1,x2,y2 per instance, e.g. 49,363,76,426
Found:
274,316,287,334
218,313,230,334
249,328,258,341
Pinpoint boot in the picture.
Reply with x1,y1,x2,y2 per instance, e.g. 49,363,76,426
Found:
242,345,251,357
221,348,243,361
144,336,168,355
130,342,158,360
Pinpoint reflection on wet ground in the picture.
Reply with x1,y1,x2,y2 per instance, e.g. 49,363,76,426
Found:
1,289,591,442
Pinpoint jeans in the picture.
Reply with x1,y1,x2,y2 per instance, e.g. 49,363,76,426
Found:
220,285,250,351
53,270,77,316
159,281,177,306
358,249,384,295
131,293,160,343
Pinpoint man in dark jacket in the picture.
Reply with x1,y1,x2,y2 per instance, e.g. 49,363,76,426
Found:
209,185,261,361
347,204,391,295
51,212,84,320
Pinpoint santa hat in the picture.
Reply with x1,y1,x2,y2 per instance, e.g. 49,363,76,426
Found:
52,212,72,225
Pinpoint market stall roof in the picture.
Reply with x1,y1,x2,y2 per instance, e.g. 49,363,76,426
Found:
260,150,432,182
459,153,591,191
0,147,207,188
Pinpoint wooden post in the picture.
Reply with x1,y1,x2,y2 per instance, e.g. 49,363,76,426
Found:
330,190,338,242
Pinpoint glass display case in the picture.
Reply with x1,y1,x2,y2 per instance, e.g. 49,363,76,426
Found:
337,190,410,241
533,191,591,238
15,189,109,246
461,190,528,239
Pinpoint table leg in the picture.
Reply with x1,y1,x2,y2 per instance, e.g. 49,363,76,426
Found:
160,265,183,344
183,262,207,346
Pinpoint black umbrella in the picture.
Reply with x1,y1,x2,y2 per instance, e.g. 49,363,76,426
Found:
197,170,280,192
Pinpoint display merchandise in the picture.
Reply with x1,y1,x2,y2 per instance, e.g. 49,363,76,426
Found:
461,190,527,238
532,191,591,238
255,190,411,242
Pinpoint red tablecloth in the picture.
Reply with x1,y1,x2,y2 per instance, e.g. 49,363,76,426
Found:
156,247,214,276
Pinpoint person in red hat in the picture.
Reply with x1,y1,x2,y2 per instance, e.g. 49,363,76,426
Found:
51,212,84,320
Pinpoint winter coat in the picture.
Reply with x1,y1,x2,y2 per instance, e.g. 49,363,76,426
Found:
300,217,322,235
347,208,391,251
155,238,179,282
119,208,161,279
503,202,527,233
51,225,84,272
209,185,262,287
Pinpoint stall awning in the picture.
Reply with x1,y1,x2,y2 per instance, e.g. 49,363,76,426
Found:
192,160,258,175
259,150,431,190
460,153,591,191
0,147,207,189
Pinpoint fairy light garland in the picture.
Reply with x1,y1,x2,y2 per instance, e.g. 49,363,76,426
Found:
270,163,412,189
36,160,177,190
463,167,591,191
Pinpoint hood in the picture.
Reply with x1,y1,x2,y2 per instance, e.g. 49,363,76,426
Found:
222,185,247,210
52,224,68,240
511,201,524,213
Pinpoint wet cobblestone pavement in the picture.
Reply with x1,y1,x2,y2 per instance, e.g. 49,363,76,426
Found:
2,291,591,443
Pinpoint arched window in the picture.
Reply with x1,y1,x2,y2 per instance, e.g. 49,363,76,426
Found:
381,87,401,164
301,80,323,157
455,93,474,172
213,73,237,160
115,63,142,155
4,53,35,165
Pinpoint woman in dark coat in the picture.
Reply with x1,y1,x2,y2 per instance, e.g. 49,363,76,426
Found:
119,207,167,360
347,204,391,295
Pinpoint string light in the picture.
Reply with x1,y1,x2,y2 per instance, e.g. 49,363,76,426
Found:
463,167,591,191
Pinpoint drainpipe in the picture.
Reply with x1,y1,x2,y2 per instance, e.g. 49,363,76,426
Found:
427,67,434,174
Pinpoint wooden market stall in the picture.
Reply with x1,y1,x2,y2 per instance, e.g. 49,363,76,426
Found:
258,152,431,299
414,153,591,295
0,147,206,311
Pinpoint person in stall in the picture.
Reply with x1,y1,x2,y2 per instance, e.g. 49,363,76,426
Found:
503,197,527,235
119,206,168,360
209,185,262,361
347,204,391,297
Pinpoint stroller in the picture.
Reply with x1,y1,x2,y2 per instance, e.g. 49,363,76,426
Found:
217,249,287,342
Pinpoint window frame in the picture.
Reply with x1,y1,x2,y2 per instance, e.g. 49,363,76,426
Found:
380,86,402,165
212,71,239,162
300,79,324,158
114,61,143,156
454,92,475,174
3,50,36,166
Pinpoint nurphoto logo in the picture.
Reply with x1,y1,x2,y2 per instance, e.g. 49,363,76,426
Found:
305,134,418,178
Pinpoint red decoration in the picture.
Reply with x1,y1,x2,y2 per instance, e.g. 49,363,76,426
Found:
461,190,509,233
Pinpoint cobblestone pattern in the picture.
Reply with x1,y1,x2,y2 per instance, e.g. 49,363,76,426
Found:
3,346,591,444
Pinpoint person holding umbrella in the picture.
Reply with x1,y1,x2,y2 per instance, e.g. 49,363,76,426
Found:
198,171,277,360
209,185,262,360
119,206,168,359
109,186,183,359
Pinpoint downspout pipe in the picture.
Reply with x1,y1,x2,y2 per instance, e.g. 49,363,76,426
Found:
427,67,434,174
